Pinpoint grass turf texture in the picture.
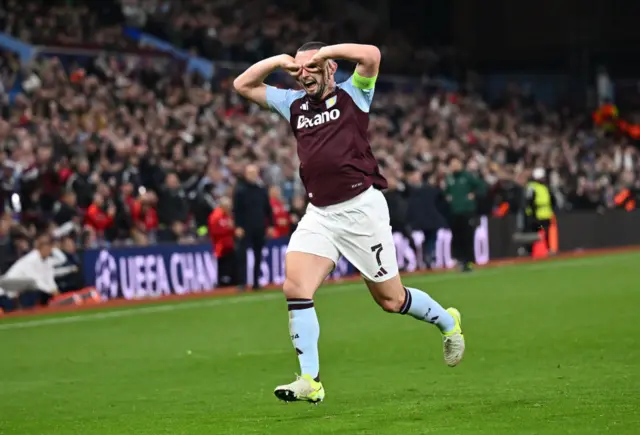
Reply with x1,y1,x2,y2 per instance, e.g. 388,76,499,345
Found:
1,252,639,435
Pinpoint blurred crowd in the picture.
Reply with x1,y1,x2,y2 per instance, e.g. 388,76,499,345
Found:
0,0,638,307
1,0,442,75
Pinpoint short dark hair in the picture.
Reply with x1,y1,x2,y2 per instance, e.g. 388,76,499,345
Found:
297,41,328,52
35,229,52,242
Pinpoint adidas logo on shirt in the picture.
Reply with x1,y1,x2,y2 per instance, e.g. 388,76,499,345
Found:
296,109,341,129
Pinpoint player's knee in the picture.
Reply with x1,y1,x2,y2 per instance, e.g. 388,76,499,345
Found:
367,276,405,313
282,278,314,300
376,293,405,313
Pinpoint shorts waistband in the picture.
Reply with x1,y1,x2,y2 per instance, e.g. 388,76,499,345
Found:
308,186,376,215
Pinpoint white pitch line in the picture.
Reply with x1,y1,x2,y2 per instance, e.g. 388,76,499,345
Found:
0,293,282,331
0,253,630,331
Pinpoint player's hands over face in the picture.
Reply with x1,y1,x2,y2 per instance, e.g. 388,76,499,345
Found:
279,55,301,78
303,50,329,73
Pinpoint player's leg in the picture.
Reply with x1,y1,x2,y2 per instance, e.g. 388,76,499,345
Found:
283,250,334,381
337,188,465,366
274,217,339,403
364,275,464,366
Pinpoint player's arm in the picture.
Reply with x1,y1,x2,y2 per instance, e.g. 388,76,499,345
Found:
233,54,300,108
311,44,380,79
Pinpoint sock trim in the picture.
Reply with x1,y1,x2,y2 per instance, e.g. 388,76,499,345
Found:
399,287,412,315
287,298,314,311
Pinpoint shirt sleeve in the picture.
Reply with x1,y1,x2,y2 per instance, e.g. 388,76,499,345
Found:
337,71,377,113
265,86,303,121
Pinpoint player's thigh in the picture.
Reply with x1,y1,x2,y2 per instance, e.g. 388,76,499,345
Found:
285,220,339,299
335,189,399,283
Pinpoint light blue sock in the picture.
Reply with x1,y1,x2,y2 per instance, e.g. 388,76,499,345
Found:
399,287,455,333
287,299,320,380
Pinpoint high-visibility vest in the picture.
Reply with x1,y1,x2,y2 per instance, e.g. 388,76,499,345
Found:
526,181,553,220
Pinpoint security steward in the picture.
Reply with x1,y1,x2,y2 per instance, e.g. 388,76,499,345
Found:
444,157,485,272
525,168,555,253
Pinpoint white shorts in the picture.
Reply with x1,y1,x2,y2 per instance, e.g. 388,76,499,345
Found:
287,187,398,282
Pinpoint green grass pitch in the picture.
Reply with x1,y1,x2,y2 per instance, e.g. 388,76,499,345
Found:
1,252,639,434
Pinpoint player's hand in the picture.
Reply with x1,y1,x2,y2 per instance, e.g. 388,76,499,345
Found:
303,51,328,72
235,227,245,239
279,55,301,78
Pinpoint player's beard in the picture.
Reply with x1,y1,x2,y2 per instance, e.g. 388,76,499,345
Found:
311,81,326,100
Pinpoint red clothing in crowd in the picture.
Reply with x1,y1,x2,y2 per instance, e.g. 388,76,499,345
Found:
270,197,290,238
85,204,114,231
131,200,159,231
58,167,73,184
123,194,136,211
208,207,235,258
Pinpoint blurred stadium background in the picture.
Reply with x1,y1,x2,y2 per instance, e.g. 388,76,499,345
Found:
0,1,639,433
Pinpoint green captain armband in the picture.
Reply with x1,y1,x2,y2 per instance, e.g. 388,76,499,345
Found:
352,71,377,90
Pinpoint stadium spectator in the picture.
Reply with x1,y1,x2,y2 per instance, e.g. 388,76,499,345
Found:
233,164,274,290
269,185,290,239
383,175,409,236
66,158,98,210
130,191,159,245
288,195,306,236
405,170,448,268
3,0,128,47
208,196,235,286
156,173,190,243
53,190,80,227
85,192,116,238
